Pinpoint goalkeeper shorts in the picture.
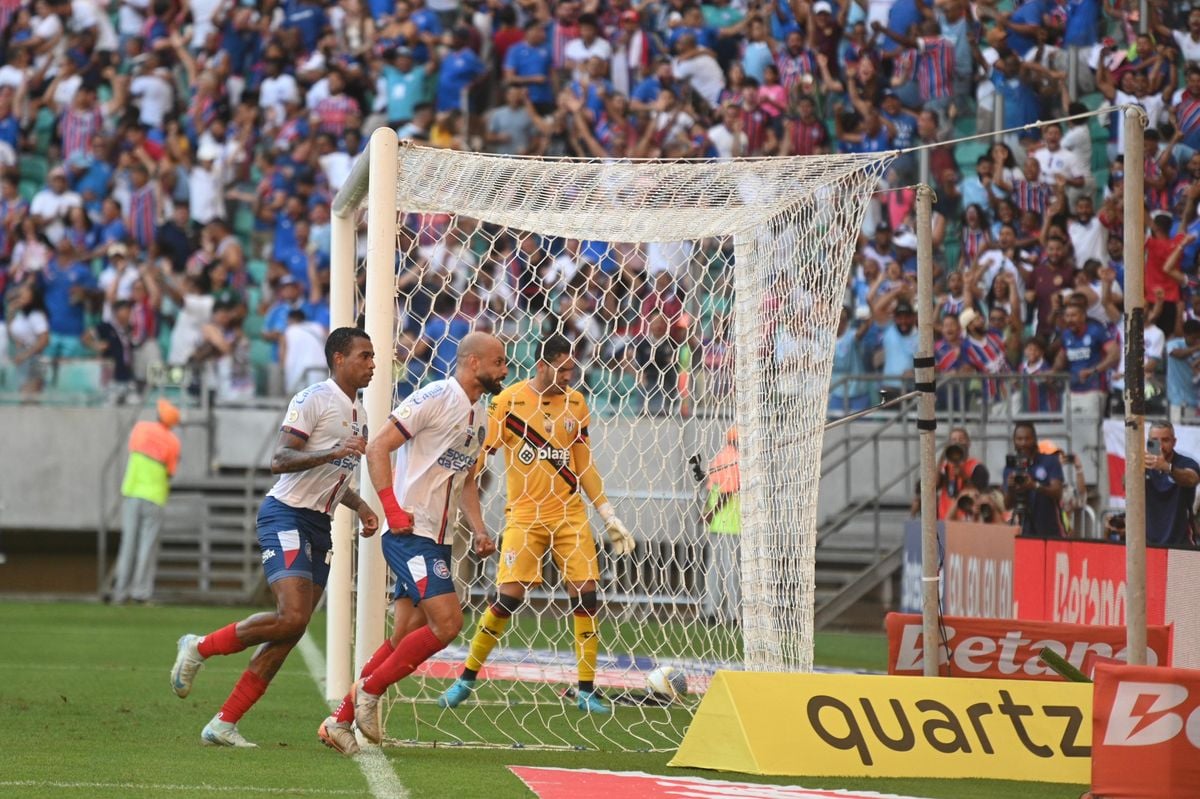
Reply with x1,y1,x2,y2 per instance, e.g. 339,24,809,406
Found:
496,515,599,585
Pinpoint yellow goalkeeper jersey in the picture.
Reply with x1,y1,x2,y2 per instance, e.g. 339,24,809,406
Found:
486,380,595,520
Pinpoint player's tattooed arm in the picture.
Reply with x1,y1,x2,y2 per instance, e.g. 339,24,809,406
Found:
269,430,367,474
341,487,381,536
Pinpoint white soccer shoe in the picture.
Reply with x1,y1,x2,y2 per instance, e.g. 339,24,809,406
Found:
352,679,384,744
318,716,360,756
201,716,257,748
170,634,205,698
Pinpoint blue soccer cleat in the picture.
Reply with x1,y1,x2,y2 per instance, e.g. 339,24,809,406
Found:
437,678,475,709
575,689,610,714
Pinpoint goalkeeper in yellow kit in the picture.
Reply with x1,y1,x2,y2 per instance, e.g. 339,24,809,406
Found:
437,335,635,713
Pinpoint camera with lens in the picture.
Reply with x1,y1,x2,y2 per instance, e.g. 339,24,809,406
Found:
1006,454,1033,515
938,443,968,495
1005,454,1031,476
1105,513,1127,543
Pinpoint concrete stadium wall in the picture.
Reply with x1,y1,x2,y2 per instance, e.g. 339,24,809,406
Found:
0,405,1100,535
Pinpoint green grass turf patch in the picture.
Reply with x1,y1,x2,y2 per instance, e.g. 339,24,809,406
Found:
0,601,1084,799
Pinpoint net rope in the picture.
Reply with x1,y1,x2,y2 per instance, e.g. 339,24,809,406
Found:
350,143,892,751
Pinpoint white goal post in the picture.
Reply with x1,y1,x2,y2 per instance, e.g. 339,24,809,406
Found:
327,127,891,748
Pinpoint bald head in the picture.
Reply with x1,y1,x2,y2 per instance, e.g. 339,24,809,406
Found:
457,331,502,364
455,331,508,398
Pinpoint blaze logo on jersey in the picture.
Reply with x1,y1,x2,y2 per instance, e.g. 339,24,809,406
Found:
407,555,428,597
517,442,570,468
278,529,302,568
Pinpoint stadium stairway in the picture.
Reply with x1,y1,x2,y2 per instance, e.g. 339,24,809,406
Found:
813,502,909,630
153,469,275,604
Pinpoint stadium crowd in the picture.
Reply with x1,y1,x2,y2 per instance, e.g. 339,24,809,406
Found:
4,0,1200,419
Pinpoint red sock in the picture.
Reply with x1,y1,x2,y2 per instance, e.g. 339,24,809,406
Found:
359,640,396,679
217,670,269,724
333,691,356,724
361,627,444,696
330,642,397,723
197,623,246,658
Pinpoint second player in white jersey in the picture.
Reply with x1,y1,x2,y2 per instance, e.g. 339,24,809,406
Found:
389,379,489,544
318,331,509,754
269,378,367,515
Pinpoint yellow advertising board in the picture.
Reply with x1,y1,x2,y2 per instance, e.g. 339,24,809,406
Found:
671,671,1092,784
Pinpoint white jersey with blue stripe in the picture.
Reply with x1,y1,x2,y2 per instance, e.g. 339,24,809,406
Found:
389,378,487,544
267,379,366,516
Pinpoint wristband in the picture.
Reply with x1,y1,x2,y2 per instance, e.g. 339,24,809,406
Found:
377,486,413,530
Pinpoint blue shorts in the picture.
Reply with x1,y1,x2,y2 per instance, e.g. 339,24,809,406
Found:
257,496,333,588
381,533,455,605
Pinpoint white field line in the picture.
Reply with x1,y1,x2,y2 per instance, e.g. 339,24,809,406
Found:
297,632,411,799
0,780,364,796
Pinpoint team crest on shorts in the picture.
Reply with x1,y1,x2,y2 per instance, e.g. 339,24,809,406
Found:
505,551,517,567
432,559,451,579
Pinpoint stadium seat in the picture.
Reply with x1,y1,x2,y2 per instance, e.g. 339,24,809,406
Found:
53,359,105,397
234,205,256,239
18,155,48,185
31,108,56,155
249,338,274,367
243,312,264,338
955,141,990,175
18,179,38,202
247,259,269,286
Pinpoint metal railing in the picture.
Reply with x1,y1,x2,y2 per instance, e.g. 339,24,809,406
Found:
814,370,1093,623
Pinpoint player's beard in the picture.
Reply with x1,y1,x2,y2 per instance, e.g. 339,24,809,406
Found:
480,374,505,395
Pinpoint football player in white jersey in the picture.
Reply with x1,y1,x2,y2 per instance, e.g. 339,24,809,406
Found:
170,327,380,749
318,331,508,753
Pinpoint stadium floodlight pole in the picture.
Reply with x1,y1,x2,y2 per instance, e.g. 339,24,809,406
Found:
1123,106,1148,665
354,127,399,675
915,185,941,677
324,157,365,702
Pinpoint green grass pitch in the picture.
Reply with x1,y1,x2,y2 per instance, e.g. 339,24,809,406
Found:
0,602,1085,798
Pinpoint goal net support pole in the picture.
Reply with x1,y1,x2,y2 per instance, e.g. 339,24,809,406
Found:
915,185,941,677
353,128,399,675
1122,106,1147,666
324,162,361,702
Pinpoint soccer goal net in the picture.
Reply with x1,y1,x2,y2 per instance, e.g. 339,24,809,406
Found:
341,135,890,751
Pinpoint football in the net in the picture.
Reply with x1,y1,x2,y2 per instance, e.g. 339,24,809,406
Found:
645,666,688,701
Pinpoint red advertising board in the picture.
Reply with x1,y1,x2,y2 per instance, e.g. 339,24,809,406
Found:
886,613,1172,679
942,521,1017,619
1092,663,1200,798
1014,537,1169,626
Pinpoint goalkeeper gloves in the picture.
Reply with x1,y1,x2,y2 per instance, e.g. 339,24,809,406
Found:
597,502,635,556
377,486,414,533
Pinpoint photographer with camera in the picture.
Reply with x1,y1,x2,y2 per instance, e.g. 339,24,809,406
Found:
948,464,1006,525
935,427,984,520
1145,421,1200,548
1003,421,1065,537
